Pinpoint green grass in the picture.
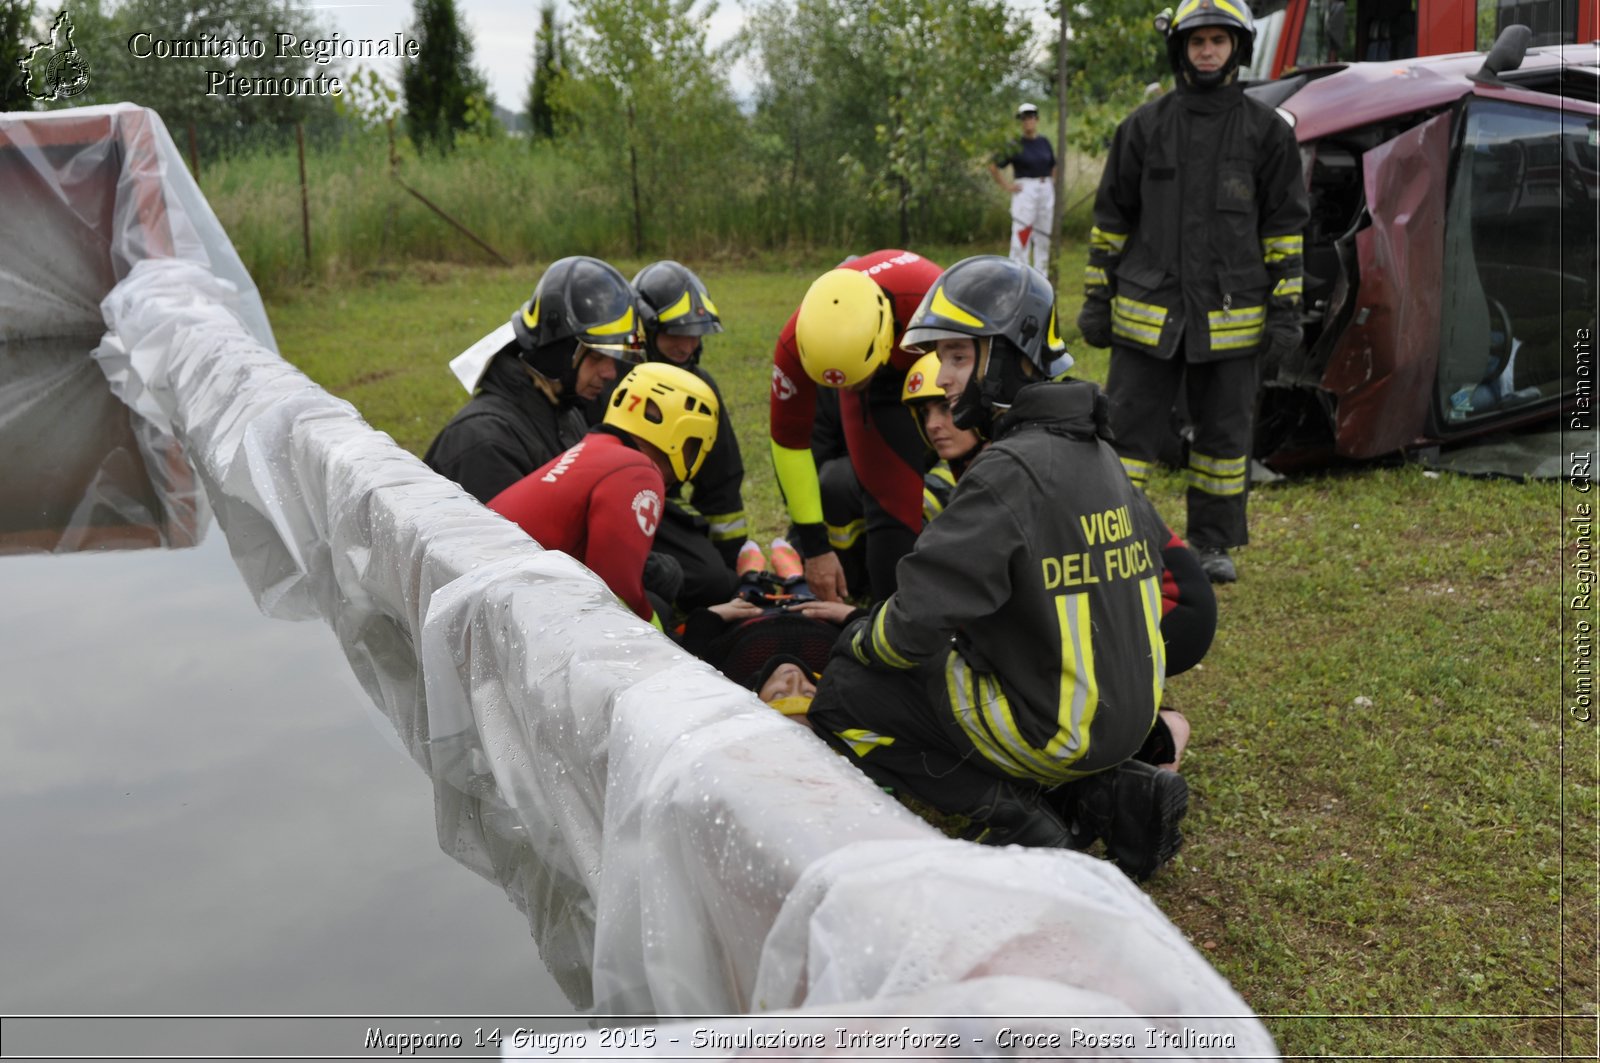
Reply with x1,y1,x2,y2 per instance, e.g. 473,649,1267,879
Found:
265,259,1593,1057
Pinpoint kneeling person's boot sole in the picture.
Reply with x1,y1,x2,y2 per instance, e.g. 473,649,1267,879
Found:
1104,760,1189,881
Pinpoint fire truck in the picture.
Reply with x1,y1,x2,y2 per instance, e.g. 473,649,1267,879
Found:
1241,0,1598,79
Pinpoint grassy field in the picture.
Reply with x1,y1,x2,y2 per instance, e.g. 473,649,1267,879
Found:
265,256,1594,1057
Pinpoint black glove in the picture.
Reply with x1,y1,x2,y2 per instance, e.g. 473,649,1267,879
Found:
1264,316,1302,364
1077,300,1113,349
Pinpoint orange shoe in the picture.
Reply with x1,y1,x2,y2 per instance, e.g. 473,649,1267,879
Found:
769,537,803,581
736,539,767,578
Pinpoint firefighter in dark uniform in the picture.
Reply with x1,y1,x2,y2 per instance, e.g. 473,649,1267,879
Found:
903,351,1218,773
626,261,746,610
1076,0,1309,583
488,363,720,631
808,256,1189,878
769,250,943,604
424,256,645,504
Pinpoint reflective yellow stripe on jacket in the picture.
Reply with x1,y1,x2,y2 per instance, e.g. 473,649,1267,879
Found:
1207,304,1265,352
1260,234,1303,265
827,518,865,551
1089,226,1128,254
1111,296,1167,348
704,510,747,543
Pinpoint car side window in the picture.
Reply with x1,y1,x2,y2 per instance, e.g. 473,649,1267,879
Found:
1435,98,1598,428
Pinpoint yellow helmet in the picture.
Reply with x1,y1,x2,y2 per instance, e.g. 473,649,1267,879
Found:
899,352,947,406
794,269,895,389
603,363,720,482
899,351,949,451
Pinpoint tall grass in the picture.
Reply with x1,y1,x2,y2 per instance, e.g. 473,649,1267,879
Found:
198,129,1105,295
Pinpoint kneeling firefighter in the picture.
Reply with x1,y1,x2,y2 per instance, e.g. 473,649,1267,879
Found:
807,255,1189,877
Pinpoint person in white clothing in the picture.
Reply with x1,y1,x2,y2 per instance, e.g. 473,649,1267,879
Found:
988,102,1057,274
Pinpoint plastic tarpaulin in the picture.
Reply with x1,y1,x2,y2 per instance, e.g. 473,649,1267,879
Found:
4,103,1278,1054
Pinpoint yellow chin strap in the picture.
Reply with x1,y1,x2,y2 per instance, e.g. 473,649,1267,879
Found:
766,696,814,718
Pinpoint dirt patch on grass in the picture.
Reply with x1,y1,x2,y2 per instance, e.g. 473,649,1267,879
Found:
338,368,401,391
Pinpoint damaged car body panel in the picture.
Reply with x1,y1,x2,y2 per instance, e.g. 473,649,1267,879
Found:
1252,39,1599,469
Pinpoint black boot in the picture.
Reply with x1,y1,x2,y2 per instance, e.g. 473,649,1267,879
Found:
1051,761,1189,880
959,780,1077,848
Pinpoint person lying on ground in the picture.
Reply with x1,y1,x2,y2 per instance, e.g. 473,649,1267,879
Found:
677,539,865,728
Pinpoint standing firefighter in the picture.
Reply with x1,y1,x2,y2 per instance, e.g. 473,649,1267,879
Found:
1077,0,1308,583
489,363,719,630
808,256,1189,878
425,257,645,503
628,260,746,609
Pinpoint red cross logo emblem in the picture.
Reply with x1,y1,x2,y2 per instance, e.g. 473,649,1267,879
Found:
822,368,847,386
632,490,662,537
906,371,924,394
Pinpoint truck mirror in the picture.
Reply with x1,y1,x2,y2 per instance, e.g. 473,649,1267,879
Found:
1473,23,1532,81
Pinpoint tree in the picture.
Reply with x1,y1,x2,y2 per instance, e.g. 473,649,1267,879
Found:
28,0,340,155
744,0,1031,246
525,1,565,141
1054,0,1167,100
1,0,38,110
559,0,746,252
401,0,486,150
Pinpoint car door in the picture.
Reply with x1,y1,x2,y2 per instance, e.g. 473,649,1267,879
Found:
1320,109,1453,458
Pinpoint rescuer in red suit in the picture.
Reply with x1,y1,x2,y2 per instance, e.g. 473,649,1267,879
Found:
768,249,943,604
490,363,720,629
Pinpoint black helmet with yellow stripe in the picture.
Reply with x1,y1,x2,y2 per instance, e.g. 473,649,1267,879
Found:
902,256,1073,434
632,260,723,365
511,256,645,388
1166,0,1255,86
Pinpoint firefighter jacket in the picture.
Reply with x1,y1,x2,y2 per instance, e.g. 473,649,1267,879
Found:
1082,81,1309,363
488,427,666,628
667,363,746,568
424,348,588,503
846,379,1170,783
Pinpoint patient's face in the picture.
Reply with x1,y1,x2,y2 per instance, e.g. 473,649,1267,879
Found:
759,663,817,702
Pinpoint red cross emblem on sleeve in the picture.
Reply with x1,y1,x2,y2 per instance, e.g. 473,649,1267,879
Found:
632,489,662,537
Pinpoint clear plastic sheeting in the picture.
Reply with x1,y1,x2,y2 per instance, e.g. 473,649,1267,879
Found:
10,103,1277,1052
0,104,273,346
0,335,207,554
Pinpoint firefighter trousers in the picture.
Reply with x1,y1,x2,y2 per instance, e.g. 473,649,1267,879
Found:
1106,345,1260,550
808,645,1036,816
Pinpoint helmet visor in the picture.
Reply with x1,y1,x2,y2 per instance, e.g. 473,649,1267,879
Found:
657,319,723,338
901,324,979,355
578,339,644,365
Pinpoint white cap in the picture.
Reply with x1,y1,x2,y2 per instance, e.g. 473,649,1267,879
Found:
1015,102,1039,118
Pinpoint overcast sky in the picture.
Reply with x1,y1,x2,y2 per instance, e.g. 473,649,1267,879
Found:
312,0,1053,115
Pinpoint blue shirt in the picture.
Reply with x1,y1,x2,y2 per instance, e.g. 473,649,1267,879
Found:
998,136,1055,179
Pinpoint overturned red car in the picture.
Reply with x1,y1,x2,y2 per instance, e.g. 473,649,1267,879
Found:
1247,30,1598,468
